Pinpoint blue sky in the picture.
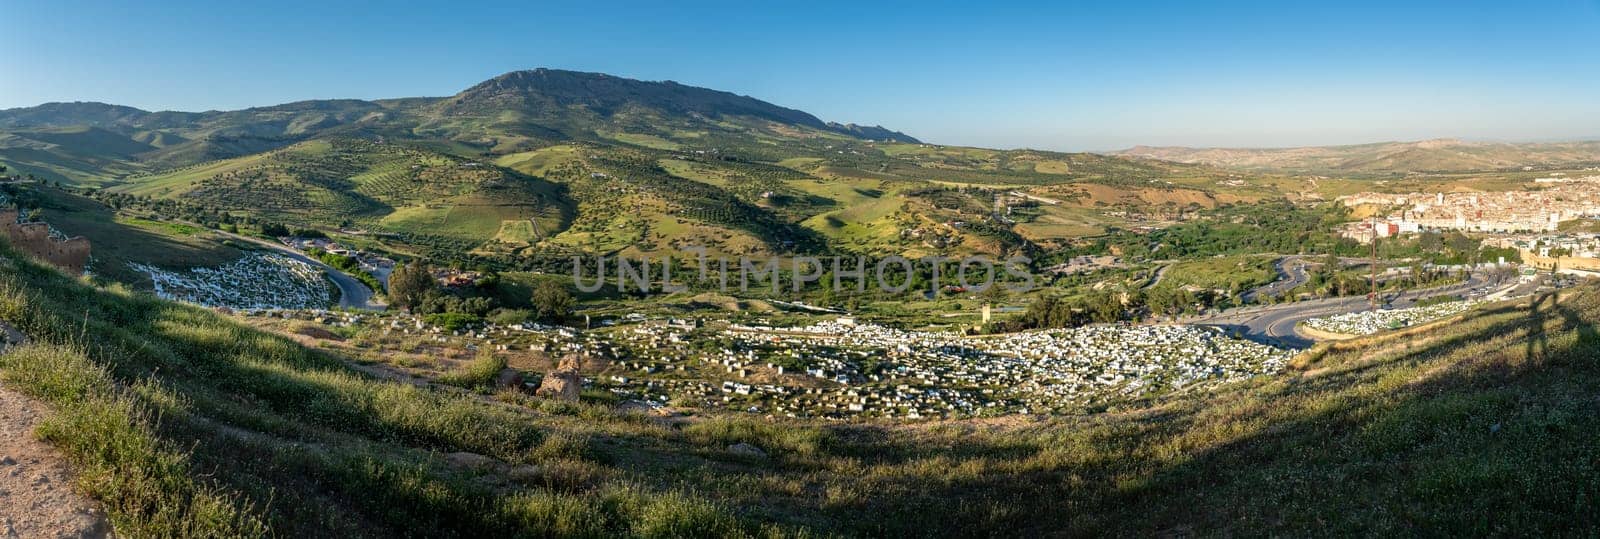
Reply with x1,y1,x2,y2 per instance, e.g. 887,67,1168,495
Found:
2,0,1597,150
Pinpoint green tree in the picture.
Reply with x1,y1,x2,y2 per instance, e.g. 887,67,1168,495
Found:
389,260,437,311
531,280,576,323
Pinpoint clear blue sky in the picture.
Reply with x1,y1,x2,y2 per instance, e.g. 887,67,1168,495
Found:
3,0,1598,150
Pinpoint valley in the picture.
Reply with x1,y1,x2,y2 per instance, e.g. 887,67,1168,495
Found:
1,65,1598,537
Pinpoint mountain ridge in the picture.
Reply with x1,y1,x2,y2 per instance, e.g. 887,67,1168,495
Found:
0,69,918,144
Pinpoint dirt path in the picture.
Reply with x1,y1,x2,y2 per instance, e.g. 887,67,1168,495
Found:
0,385,113,538
0,325,113,539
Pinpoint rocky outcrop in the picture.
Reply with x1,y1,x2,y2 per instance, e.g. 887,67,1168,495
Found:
535,353,584,402
0,210,89,275
728,443,768,459
0,320,24,353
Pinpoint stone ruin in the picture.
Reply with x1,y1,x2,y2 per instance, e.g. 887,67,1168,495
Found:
0,209,90,275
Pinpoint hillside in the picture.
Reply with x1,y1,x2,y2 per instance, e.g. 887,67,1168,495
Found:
1116,138,1600,175
1,238,1597,535
117,138,575,256
0,69,916,184
1,69,1292,270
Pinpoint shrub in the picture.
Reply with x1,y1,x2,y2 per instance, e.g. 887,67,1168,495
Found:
389,260,438,310
438,350,507,389
424,312,481,331
489,309,533,326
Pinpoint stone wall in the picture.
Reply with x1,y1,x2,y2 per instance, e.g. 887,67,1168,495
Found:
0,210,90,274
1520,251,1600,273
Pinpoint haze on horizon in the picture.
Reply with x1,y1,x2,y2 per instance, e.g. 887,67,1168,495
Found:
2,0,1598,151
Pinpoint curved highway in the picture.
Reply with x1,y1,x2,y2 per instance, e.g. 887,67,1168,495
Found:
1187,271,1504,348
216,232,386,311
1240,256,1311,303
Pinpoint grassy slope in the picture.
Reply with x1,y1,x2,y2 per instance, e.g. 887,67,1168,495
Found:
119,139,574,252
96,128,1288,260
0,247,763,537
23,186,243,286
1160,255,1277,290
0,243,1598,535
0,127,150,185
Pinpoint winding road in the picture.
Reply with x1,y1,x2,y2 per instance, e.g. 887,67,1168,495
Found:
217,232,386,311
1240,256,1312,303
1185,270,1508,348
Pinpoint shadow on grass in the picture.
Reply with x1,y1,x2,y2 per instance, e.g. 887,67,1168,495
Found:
6,245,1600,537
787,290,1600,537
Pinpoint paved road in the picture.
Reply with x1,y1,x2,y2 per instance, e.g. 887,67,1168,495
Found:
220,232,386,311
1143,263,1172,290
1241,256,1311,303
1187,271,1504,349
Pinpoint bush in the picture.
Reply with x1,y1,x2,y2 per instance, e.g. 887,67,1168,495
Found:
307,248,385,293
438,350,507,389
424,312,482,332
390,260,438,311
490,309,533,326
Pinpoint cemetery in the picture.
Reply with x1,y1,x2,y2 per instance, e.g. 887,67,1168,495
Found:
133,253,335,309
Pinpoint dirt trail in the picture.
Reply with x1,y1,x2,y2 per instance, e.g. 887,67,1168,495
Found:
0,324,113,539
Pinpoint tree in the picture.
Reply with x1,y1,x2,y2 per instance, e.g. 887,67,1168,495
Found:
531,280,576,323
389,260,437,311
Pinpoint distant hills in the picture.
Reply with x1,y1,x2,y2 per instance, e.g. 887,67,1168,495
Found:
1114,138,1600,175
0,68,918,184
19,68,1594,275
2,68,1261,269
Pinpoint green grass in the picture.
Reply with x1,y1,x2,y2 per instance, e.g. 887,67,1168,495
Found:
438,350,508,389
117,139,575,256
600,132,682,151
22,185,243,286
0,127,151,185
1161,254,1277,291
493,145,582,177
378,196,540,242
3,239,1600,535
0,246,763,537
0,344,270,536
118,217,205,236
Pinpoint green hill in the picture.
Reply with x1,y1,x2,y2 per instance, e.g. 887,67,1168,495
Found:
0,184,243,287
2,69,1288,269
1,236,1597,535
118,138,575,255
